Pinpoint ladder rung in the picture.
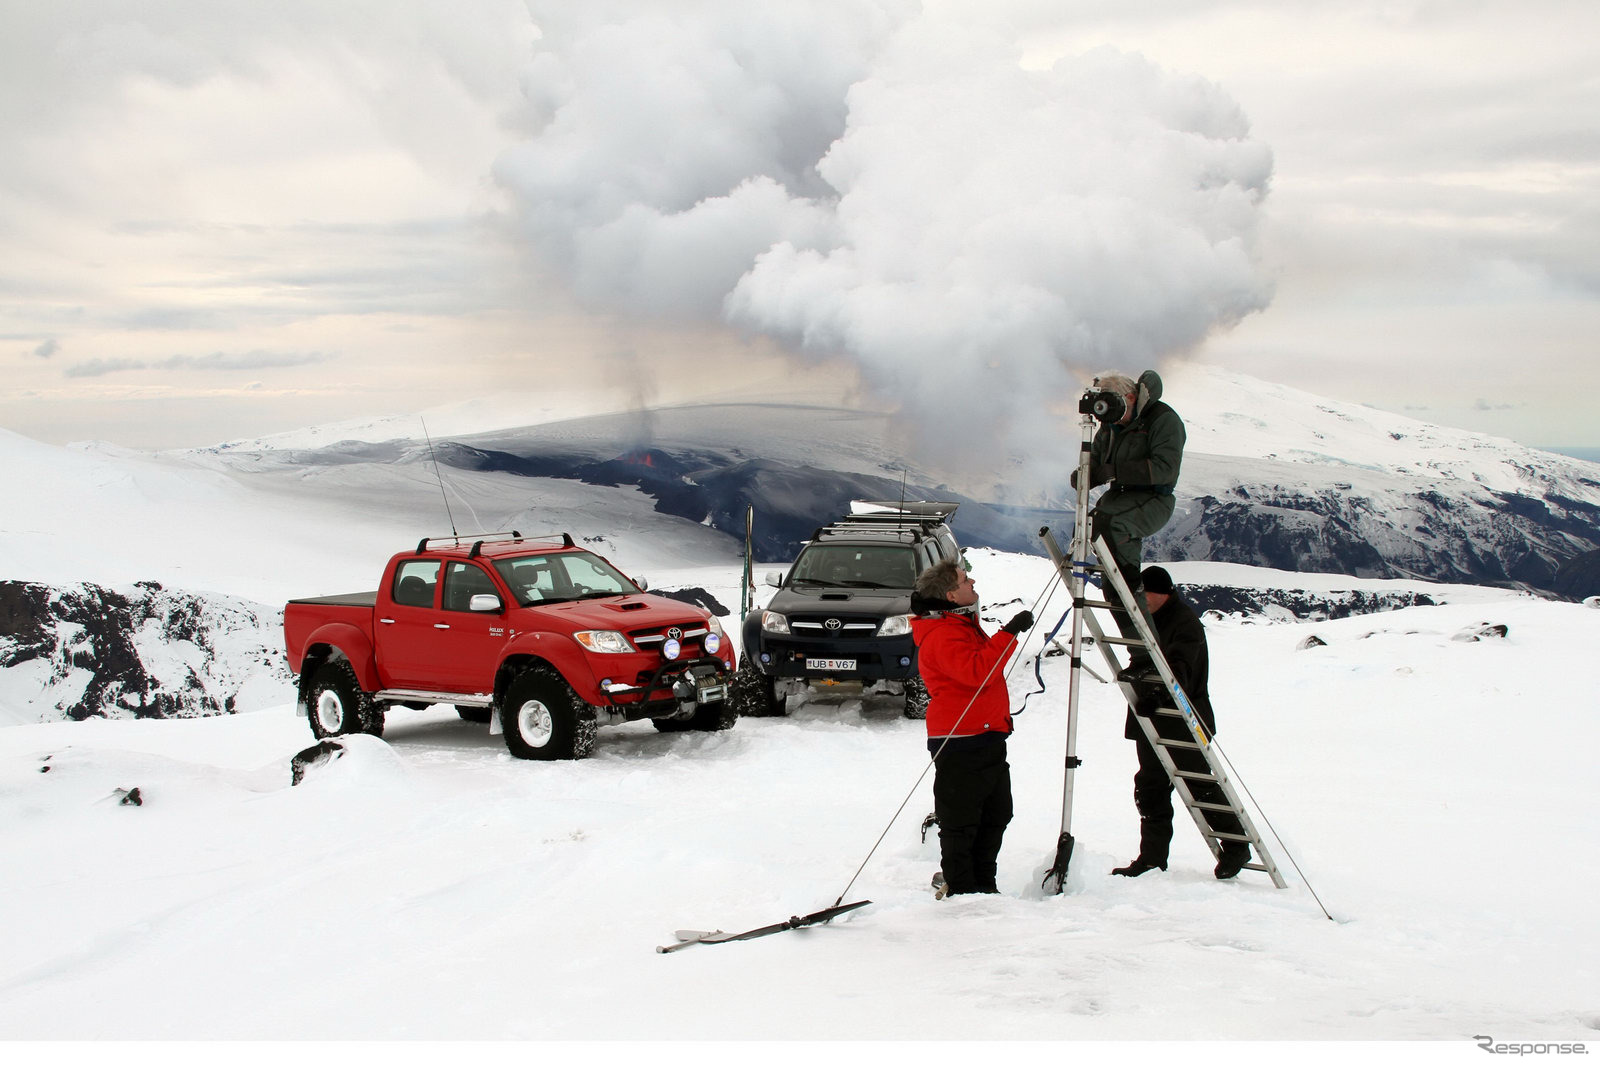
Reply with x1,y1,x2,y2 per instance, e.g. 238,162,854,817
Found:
1101,636,1149,647
1082,598,1117,610
1155,738,1201,750
1147,706,1184,718
1188,800,1237,813
1174,769,1219,783
1203,830,1253,843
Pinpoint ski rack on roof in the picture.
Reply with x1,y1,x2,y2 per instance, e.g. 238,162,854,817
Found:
414,530,577,556
810,500,960,542
849,500,960,520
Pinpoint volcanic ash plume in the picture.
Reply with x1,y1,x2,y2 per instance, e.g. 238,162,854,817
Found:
495,3,1273,493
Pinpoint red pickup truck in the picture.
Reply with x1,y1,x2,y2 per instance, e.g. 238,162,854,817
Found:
283,531,735,760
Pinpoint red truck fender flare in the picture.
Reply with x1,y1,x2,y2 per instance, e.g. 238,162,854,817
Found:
300,621,380,692
497,631,604,704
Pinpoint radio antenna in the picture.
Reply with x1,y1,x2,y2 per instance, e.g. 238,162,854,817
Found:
421,416,459,542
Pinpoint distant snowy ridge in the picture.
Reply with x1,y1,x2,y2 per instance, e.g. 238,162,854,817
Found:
185,364,1600,596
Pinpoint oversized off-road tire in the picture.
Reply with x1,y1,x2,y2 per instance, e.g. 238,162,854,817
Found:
902,673,930,720
306,660,385,739
652,696,736,733
501,669,596,761
455,705,491,724
730,654,788,718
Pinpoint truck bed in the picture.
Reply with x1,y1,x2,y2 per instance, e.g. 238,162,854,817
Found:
287,591,378,608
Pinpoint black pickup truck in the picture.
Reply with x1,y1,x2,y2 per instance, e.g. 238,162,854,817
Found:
731,501,963,718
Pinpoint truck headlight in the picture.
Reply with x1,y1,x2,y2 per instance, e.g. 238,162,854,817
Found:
877,614,911,637
574,630,633,654
761,610,790,635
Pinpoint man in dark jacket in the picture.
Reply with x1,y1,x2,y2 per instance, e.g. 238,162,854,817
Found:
910,559,1033,896
1072,370,1184,667
1077,369,1184,588
1111,565,1252,881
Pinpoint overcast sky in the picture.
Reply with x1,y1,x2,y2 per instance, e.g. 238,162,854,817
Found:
2,0,1597,457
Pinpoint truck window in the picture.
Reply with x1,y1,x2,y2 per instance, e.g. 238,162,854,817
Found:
791,545,913,588
491,551,638,606
392,559,440,607
443,561,500,612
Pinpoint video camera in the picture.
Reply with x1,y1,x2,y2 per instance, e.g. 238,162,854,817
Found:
1079,388,1128,423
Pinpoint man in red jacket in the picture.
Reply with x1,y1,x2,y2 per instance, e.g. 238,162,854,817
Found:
910,560,1033,896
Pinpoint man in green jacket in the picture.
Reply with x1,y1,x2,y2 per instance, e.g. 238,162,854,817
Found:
1072,369,1185,666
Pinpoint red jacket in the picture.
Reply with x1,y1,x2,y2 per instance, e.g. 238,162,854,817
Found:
910,610,1019,739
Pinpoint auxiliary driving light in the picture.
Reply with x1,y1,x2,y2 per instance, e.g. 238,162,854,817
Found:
704,632,721,655
663,637,682,660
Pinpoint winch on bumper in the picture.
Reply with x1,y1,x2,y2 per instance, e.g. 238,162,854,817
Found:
594,656,729,722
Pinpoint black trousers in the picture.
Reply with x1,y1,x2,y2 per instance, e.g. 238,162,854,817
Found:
931,735,1013,894
1132,717,1247,866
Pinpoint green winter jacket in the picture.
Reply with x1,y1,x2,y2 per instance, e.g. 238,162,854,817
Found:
1088,369,1185,493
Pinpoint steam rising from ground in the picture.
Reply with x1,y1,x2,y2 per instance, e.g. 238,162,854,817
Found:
495,2,1274,494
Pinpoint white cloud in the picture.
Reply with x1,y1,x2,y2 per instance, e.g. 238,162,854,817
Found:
494,5,1275,486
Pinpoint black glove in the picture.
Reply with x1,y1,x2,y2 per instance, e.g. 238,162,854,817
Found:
1002,610,1034,635
1070,464,1114,490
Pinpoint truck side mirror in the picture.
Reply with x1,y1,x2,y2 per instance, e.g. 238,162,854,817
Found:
633,576,649,591
764,570,785,588
468,593,503,613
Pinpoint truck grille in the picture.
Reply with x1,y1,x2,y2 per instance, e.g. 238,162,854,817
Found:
788,616,880,638
628,623,712,652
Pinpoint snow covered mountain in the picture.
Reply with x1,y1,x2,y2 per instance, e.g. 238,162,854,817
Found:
194,363,1600,596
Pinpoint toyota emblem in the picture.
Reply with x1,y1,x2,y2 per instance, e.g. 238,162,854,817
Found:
824,618,842,631
667,626,683,640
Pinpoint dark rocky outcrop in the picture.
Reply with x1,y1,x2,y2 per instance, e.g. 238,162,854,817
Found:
0,580,291,721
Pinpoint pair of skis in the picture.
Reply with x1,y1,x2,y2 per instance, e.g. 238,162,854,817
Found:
670,507,870,953
656,899,871,954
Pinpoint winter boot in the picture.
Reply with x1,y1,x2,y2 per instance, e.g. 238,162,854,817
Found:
931,871,949,899
1214,847,1250,881
1111,857,1167,877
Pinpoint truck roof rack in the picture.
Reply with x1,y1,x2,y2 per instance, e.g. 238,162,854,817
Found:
808,501,961,543
414,530,578,555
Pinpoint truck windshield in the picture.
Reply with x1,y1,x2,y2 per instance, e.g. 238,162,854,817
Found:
788,545,915,589
492,551,640,606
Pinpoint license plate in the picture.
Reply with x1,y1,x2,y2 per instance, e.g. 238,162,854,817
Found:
806,657,856,671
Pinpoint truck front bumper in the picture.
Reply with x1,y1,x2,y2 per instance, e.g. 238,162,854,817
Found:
593,656,729,720
751,637,917,684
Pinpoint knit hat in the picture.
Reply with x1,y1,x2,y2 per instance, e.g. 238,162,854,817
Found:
1140,565,1175,595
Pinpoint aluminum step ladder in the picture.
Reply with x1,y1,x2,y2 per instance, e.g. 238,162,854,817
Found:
1041,509,1287,889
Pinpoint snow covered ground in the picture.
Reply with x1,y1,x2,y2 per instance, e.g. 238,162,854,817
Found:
3,546,1596,1053
3,386,1598,1060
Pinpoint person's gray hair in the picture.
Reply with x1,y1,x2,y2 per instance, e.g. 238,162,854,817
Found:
1092,371,1136,397
914,559,963,601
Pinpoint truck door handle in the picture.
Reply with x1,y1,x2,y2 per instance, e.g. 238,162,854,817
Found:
379,618,395,625
434,623,451,629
